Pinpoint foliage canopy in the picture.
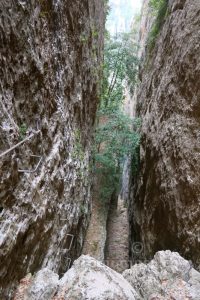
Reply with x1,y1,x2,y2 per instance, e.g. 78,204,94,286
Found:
94,31,141,203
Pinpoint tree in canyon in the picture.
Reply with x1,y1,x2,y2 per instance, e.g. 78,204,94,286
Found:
94,31,140,203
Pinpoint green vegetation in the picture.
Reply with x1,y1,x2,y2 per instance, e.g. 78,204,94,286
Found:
19,123,27,140
102,32,139,108
80,34,88,43
72,129,84,161
80,204,87,215
92,28,99,39
93,32,141,203
95,111,140,202
91,241,98,252
147,0,168,51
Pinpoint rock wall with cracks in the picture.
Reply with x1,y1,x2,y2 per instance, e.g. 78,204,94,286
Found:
0,0,105,297
129,0,200,266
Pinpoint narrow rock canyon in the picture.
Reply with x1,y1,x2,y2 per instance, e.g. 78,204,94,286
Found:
0,0,200,299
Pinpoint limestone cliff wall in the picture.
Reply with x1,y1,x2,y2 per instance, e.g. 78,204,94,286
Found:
130,0,200,266
0,0,104,297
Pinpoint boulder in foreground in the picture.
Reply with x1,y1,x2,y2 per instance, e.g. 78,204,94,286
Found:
14,251,200,299
14,255,138,300
123,250,200,300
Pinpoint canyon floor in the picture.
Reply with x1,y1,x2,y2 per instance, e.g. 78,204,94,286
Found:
105,197,129,273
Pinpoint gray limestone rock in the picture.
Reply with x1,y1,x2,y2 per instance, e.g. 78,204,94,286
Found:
15,251,200,300
123,250,200,299
0,0,105,298
130,0,200,266
56,255,139,300
15,255,139,300
26,268,59,300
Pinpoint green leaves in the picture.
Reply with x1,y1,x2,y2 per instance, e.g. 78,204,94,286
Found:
93,31,141,203
149,0,164,12
19,123,27,140
101,33,139,110
94,109,141,203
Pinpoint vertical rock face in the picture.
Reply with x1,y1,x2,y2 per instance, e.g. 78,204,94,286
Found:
137,0,152,61
130,0,200,265
0,0,104,297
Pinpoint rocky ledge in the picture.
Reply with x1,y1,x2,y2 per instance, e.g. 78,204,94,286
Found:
14,251,200,300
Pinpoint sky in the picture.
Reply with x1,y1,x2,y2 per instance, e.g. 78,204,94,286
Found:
106,0,142,34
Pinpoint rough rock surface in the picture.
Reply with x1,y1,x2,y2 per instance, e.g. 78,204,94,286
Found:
105,198,129,273
82,176,108,262
15,251,200,300
130,0,200,265
123,250,200,300
14,269,59,300
137,0,153,61
14,255,139,300
0,0,104,297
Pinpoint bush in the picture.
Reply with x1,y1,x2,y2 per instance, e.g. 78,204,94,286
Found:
93,31,141,204
94,110,140,203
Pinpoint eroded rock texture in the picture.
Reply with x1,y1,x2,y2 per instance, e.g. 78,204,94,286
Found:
14,255,139,300
123,250,200,299
130,0,200,266
0,0,104,297
14,251,200,300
